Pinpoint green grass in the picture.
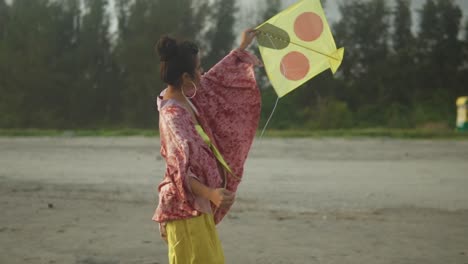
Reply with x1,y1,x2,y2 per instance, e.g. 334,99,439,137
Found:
260,128,468,139
0,129,157,137
1,128,468,139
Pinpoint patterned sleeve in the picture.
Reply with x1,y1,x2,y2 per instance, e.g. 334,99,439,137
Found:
159,105,200,205
201,48,262,89
191,49,263,224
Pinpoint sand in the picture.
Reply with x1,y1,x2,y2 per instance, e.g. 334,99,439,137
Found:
1,137,467,264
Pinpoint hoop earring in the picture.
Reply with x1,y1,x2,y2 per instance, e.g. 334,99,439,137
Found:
182,81,197,99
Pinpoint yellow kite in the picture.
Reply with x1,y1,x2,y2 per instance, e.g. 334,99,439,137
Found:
255,0,344,97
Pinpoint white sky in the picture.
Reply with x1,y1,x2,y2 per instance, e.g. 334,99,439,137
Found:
6,0,467,36
273,0,468,29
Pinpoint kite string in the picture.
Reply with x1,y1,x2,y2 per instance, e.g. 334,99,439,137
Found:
258,32,283,139
260,96,280,138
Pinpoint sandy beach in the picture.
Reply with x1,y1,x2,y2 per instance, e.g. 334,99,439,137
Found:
1,137,467,264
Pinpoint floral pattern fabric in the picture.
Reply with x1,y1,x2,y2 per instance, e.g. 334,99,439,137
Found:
152,49,262,224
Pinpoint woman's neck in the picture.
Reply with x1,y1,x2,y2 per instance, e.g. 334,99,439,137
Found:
164,85,199,123
164,85,184,101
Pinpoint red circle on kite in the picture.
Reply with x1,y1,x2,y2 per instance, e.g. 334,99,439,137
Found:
280,51,309,81
294,12,323,42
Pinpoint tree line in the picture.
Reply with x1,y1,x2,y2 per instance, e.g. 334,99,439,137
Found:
0,0,467,129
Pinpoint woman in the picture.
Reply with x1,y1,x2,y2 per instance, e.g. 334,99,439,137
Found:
152,29,261,263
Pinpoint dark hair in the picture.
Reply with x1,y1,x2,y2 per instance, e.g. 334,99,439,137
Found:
156,35,199,87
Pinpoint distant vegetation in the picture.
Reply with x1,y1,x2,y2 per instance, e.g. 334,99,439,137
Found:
0,0,467,131
2,128,468,139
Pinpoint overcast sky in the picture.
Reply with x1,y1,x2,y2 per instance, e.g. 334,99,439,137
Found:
240,0,468,31
97,0,468,38
321,0,468,24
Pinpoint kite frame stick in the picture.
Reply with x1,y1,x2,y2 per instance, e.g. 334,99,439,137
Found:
257,31,341,61
254,0,340,61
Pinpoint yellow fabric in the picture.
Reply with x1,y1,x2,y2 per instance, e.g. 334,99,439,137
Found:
255,0,344,97
195,124,211,144
195,125,234,176
457,96,468,106
166,214,225,264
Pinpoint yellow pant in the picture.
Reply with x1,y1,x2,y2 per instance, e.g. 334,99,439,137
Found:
165,214,225,264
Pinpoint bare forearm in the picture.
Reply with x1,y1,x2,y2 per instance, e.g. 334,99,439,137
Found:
189,177,213,201
239,28,257,50
189,178,235,208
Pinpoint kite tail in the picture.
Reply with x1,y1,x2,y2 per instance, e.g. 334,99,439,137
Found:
329,48,345,74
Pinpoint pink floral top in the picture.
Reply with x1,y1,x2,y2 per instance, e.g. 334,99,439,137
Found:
152,49,262,224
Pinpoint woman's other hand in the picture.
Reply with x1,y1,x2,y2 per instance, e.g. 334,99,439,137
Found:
209,188,235,208
239,28,258,50
159,222,168,244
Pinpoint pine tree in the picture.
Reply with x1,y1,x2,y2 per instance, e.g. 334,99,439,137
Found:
393,0,414,53
115,0,212,127
418,0,463,99
0,0,9,127
203,0,237,69
0,0,7,40
333,0,390,126
389,0,415,107
67,0,113,127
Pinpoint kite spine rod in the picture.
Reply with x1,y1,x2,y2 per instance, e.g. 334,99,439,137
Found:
258,31,340,61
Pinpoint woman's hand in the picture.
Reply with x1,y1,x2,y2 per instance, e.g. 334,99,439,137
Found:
209,188,235,208
239,28,258,50
188,178,235,208
159,222,168,244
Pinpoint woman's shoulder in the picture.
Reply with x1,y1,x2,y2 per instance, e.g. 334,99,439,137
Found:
158,88,185,113
160,100,188,116
159,100,195,129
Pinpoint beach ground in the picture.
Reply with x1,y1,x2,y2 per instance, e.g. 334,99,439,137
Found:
1,137,467,264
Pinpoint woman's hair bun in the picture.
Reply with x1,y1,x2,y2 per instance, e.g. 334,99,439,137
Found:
156,35,199,87
157,35,178,61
